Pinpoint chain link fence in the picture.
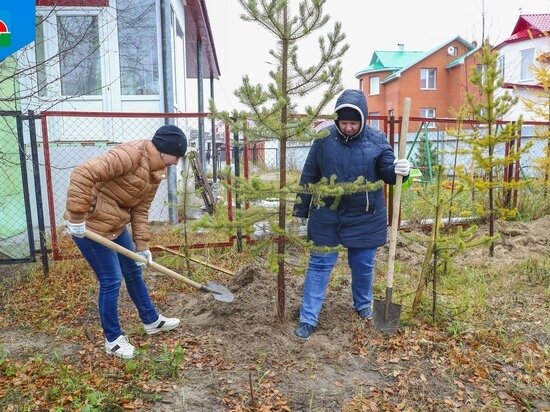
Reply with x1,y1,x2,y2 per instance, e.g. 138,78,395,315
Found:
242,115,550,225
0,112,31,263
2,110,548,267
40,111,233,260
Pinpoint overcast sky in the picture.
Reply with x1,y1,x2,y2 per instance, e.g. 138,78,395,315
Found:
200,0,550,114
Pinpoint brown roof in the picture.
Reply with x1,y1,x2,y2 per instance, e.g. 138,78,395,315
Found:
185,0,221,79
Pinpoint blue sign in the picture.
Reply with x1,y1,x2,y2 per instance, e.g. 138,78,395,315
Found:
0,0,35,61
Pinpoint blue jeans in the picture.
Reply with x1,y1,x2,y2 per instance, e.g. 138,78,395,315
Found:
299,247,377,327
73,228,159,342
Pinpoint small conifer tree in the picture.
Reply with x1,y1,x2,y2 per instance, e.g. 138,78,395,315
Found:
208,0,349,321
458,42,532,256
411,166,494,318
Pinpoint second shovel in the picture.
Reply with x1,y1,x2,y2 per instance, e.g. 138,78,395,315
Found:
373,97,411,333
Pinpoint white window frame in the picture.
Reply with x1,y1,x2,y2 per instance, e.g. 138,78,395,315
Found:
172,10,186,110
57,13,102,96
420,68,436,90
369,111,380,130
36,6,107,100
497,54,505,81
420,108,436,128
116,0,160,97
369,76,379,96
520,48,535,81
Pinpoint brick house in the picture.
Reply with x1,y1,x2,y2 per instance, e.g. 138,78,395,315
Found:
355,36,480,130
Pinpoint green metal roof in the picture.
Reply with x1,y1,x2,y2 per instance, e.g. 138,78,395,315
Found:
356,51,425,76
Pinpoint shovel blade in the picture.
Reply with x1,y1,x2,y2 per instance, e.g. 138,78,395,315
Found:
206,281,235,303
373,298,402,334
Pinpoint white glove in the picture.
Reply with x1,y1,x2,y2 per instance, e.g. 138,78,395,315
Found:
67,221,86,238
136,249,153,267
393,158,411,176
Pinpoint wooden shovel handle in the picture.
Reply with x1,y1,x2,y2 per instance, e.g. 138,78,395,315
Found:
387,97,411,288
83,230,204,291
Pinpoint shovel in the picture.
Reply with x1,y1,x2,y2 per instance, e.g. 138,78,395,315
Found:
373,97,411,333
84,231,234,303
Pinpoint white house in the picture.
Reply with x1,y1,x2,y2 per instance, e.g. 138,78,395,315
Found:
20,0,220,115
0,0,222,260
494,13,550,121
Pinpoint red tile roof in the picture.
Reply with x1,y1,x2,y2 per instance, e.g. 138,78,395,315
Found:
495,14,550,48
512,14,550,35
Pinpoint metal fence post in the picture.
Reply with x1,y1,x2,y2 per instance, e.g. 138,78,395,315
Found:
232,122,242,252
27,110,49,274
15,113,36,263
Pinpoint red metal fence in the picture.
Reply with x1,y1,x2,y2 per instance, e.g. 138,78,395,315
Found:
38,111,550,261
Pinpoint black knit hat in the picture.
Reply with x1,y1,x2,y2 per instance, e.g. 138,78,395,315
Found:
336,107,362,122
152,125,187,157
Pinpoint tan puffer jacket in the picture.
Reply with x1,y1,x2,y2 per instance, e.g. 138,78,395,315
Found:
65,140,167,251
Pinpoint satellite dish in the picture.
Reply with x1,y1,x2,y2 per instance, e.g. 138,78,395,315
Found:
447,46,457,56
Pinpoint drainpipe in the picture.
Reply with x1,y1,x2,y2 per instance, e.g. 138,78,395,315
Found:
210,76,217,182
160,0,178,223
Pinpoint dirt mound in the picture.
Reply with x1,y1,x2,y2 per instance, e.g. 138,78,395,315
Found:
173,261,382,410
182,260,367,365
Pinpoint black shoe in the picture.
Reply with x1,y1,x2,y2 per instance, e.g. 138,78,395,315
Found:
294,323,315,340
358,307,373,320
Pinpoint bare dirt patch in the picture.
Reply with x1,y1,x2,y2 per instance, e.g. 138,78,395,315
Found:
156,261,384,411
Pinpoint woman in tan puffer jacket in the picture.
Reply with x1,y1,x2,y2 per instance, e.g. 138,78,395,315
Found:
65,125,187,359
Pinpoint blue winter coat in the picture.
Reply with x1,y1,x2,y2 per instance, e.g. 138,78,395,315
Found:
293,89,399,249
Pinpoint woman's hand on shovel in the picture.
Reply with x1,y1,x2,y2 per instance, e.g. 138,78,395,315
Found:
136,249,153,267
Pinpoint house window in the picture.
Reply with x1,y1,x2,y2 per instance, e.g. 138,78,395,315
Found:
420,68,436,89
497,55,505,80
520,48,535,81
369,76,379,95
58,15,101,96
420,108,436,128
369,111,380,130
475,63,489,85
117,0,159,95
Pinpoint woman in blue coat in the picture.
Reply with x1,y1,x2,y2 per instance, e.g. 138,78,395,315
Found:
293,89,410,340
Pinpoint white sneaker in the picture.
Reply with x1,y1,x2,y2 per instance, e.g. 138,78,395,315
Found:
143,314,180,335
105,335,135,359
